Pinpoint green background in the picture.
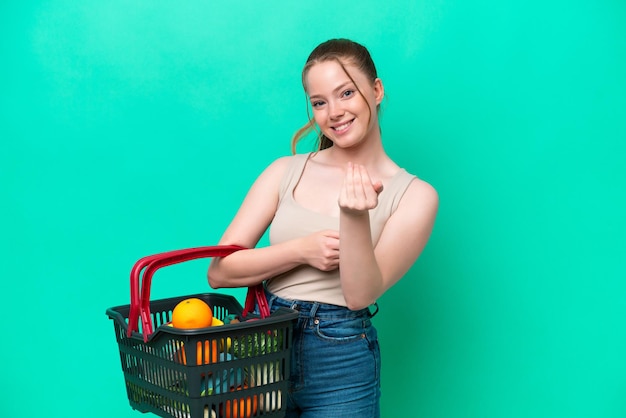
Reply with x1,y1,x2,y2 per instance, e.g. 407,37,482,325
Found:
2,1,625,417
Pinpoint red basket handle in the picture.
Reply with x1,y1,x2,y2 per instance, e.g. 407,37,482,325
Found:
127,248,200,338
126,245,272,343
242,283,270,320
139,245,245,340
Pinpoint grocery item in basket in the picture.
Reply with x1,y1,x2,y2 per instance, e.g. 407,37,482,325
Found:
250,361,283,412
174,339,220,365
211,317,225,326
202,354,245,394
172,297,214,329
220,384,259,418
166,316,224,328
232,329,283,358
161,405,217,418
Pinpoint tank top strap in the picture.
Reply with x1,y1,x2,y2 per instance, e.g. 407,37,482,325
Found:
278,153,312,204
372,169,416,222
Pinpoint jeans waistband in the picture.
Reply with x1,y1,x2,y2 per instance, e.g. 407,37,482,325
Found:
264,288,378,319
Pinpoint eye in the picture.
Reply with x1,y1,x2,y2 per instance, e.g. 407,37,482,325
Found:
342,89,355,99
311,100,326,108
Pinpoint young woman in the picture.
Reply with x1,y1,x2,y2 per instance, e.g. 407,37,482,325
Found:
208,38,438,417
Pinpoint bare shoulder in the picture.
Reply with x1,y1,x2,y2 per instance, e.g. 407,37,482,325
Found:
261,155,293,174
388,176,439,233
253,155,297,186
260,154,303,176
403,177,439,212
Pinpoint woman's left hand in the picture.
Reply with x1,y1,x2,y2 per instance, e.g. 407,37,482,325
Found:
338,162,384,215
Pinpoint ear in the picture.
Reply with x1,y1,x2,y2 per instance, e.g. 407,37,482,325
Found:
373,78,384,105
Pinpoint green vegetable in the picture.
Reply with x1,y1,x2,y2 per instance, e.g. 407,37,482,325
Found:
232,329,283,358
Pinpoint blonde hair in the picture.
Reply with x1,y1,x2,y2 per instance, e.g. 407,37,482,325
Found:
291,39,380,154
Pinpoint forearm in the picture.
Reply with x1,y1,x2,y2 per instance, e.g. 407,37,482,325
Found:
339,211,384,310
208,241,303,288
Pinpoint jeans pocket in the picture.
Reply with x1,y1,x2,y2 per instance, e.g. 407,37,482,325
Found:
313,316,371,343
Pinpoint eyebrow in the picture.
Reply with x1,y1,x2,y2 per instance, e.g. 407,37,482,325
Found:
308,81,355,100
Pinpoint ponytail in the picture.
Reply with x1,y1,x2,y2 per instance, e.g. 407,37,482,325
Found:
290,119,335,154
290,119,315,154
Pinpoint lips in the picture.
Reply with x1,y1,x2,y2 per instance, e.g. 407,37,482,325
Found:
331,119,354,133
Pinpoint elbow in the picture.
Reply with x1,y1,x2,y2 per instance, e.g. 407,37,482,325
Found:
207,273,220,289
344,284,382,311
346,302,368,311
207,267,224,289
208,258,232,289
345,297,375,312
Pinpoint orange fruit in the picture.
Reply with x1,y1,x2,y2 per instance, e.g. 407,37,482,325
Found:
171,298,213,329
177,340,219,365
222,385,258,418
196,340,219,364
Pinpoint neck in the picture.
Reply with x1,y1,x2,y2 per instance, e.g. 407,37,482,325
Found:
325,130,386,166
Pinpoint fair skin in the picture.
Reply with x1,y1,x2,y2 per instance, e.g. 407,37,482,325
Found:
208,59,439,310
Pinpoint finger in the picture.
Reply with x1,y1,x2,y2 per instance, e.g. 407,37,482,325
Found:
358,165,381,192
340,162,358,205
361,169,383,196
351,164,367,204
345,162,356,198
327,237,340,251
357,164,377,199
355,164,370,199
357,165,384,210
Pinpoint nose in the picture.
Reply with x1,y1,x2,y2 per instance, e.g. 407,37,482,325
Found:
328,100,345,120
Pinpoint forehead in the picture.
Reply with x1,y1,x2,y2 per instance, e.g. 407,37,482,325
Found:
305,60,366,94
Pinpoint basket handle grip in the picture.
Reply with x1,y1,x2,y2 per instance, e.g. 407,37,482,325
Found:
139,245,246,340
242,283,270,320
127,245,246,338
127,248,203,338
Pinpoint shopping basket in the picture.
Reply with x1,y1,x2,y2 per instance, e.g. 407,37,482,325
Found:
106,245,299,418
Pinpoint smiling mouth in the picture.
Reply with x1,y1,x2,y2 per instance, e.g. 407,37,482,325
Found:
332,119,354,132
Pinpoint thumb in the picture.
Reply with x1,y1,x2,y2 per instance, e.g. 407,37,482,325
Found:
373,181,384,194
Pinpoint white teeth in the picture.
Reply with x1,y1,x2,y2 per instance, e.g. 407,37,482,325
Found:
334,121,352,131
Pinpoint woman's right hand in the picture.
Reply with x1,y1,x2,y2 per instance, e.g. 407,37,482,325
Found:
299,229,340,271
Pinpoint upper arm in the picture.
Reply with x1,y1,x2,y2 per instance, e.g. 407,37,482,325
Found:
217,156,292,249
374,178,439,291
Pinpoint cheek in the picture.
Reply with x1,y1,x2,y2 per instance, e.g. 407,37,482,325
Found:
312,109,326,125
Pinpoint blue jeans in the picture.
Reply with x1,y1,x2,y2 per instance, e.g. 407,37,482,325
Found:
263,289,381,418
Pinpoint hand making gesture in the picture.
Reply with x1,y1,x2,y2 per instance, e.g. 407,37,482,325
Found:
338,162,384,215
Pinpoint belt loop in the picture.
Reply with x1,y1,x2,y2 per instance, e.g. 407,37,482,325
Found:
369,302,379,318
309,302,320,318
